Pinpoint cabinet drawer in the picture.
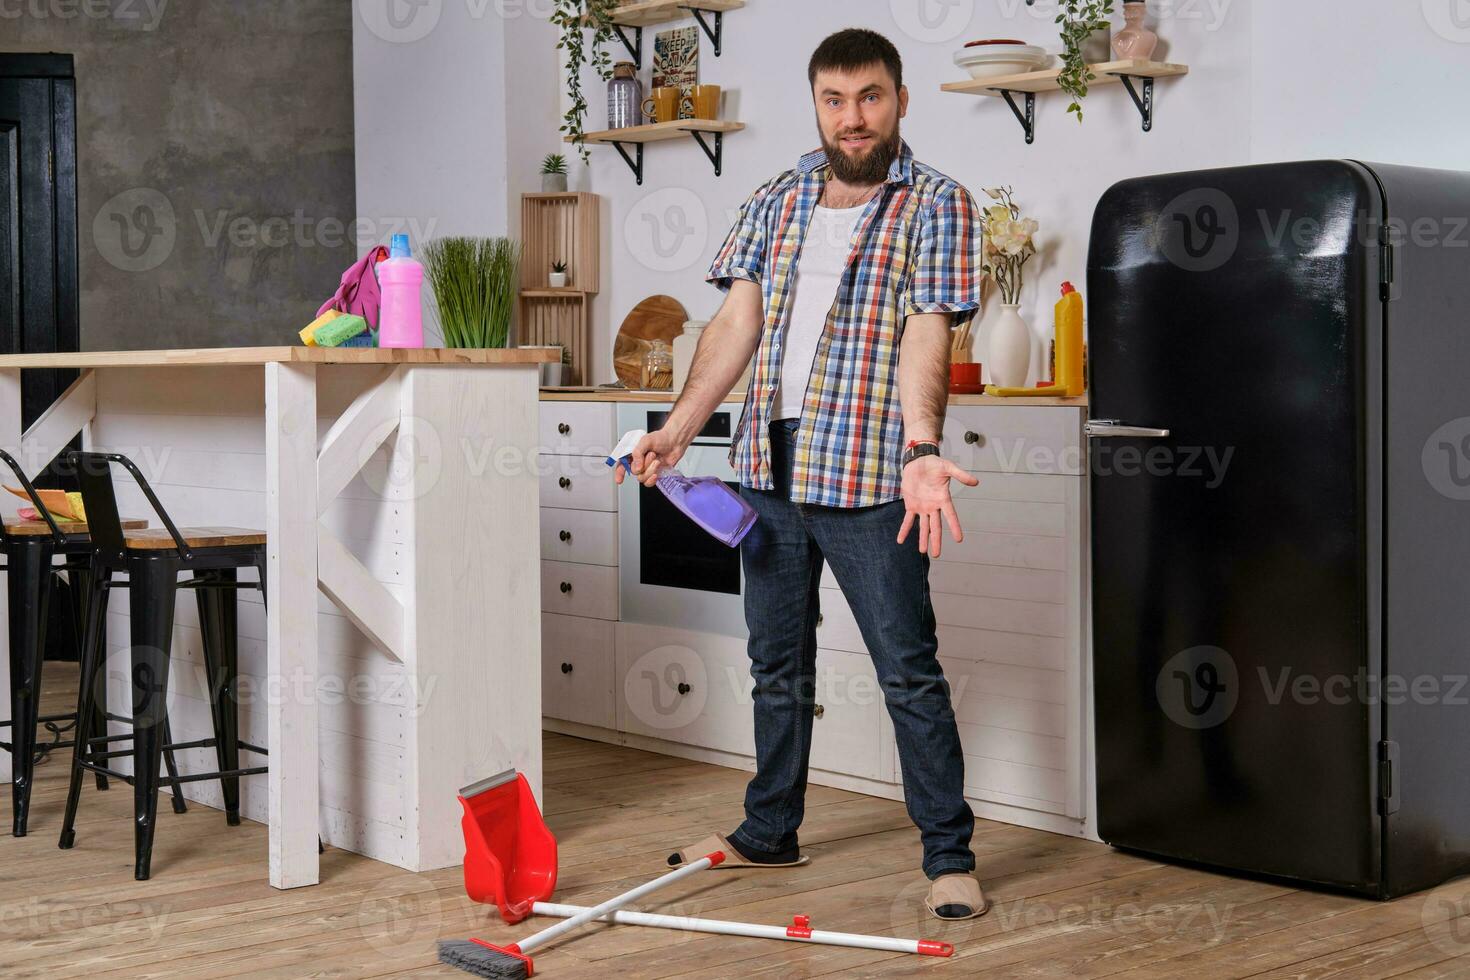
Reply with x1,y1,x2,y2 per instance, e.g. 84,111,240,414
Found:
944,407,1083,476
808,649,885,781
540,508,618,566
542,614,615,729
616,623,755,757
539,401,617,457
541,560,619,621
539,455,618,512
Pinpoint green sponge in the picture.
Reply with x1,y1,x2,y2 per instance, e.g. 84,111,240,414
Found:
313,313,368,347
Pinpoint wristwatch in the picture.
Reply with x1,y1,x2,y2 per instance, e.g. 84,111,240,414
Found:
902,440,941,468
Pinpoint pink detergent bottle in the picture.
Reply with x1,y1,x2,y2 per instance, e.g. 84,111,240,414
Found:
377,233,424,348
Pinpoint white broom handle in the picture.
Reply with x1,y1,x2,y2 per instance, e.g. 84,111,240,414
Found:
515,853,722,955
529,901,954,957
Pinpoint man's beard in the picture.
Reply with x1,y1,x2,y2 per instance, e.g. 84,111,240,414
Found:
820,123,901,184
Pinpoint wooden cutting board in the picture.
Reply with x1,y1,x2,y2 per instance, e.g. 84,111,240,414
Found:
613,295,688,389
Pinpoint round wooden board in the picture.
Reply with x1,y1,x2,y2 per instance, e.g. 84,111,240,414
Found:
613,294,688,389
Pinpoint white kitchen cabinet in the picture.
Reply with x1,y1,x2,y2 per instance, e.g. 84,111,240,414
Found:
540,507,619,566
538,398,1092,840
615,622,756,757
539,400,619,457
538,454,619,511
542,613,616,729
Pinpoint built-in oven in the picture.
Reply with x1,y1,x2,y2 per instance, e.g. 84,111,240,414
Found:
617,403,747,638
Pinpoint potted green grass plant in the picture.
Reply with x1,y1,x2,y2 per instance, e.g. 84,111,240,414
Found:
421,237,521,348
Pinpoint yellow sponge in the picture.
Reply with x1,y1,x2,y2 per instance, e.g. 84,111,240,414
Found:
300,309,340,346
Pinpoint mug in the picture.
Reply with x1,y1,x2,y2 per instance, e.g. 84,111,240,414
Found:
692,84,722,120
641,86,679,124
950,362,982,387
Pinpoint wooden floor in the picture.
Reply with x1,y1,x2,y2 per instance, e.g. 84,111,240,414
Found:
6,666,1470,978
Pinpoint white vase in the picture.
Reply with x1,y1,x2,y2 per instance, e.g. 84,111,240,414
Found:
988,304,1033,388
549,272,568,288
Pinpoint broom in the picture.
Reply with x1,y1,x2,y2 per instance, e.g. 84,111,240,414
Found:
438,850,725,978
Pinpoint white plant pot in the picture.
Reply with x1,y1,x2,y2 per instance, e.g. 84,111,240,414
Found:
542,173,568,193
988,304,1033,388
549,272,568,288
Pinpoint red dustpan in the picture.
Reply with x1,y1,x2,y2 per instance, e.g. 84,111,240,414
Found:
457,770,557,925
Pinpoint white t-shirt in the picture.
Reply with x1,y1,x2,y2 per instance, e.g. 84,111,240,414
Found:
773,203,867,420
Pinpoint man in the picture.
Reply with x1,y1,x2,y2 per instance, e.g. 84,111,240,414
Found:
614,28,987,920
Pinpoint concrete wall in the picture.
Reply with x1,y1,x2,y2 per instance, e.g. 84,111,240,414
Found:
6,0,356,350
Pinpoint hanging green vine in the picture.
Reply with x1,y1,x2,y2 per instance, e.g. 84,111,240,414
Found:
1057,0,1115,122
552,0,619,164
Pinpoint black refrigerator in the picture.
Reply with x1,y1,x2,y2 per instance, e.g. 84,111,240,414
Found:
1087,160,1470,899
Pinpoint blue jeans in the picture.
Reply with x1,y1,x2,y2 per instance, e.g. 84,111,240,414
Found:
730,419,975,879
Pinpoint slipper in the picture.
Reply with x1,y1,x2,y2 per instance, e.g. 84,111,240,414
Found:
925,873,990,921
667,832,810,869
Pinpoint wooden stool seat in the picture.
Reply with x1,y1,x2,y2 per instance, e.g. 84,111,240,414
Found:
124,526,267,550
3,517,147,536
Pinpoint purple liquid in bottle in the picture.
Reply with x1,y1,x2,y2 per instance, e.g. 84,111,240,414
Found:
614,454,757,547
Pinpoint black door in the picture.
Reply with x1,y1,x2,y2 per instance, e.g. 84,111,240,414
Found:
0,53,79,432
2,53,83,662
1086,161,1385,893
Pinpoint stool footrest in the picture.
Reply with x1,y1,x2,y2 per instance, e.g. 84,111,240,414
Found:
86,736,269,760
0,711,79,729
77,760,269,786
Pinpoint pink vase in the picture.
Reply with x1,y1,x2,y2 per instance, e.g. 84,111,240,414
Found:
1112,2,1158,61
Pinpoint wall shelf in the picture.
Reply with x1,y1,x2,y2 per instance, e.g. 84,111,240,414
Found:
941,59,1188,144
568,119,745,184
603,0,744,64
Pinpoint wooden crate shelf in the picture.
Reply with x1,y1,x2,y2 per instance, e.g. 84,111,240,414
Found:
519,193,600,385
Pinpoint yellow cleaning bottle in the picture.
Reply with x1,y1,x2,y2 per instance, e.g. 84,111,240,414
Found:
1054,281,1085,397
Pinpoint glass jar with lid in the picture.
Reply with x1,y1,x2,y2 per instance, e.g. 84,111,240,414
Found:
641,340,673,390
607,61,642,131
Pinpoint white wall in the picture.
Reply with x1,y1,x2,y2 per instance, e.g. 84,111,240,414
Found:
546,0,1260,384
1251,0,1470,168
360,0,1470,384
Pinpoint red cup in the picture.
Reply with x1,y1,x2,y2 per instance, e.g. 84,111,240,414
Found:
950,362,981,387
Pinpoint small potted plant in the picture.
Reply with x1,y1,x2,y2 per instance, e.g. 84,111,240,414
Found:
541,153,569,193
549,260,569,288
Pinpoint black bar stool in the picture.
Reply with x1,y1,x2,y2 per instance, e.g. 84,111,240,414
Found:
58,451,270,880
0,449,187,836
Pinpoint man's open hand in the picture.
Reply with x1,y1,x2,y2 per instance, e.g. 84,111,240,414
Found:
897,453,980,558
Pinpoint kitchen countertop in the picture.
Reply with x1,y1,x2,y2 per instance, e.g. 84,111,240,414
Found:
0,347,558,368
540,387,1089,408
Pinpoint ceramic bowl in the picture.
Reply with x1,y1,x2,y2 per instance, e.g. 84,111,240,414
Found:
953,45,1048,79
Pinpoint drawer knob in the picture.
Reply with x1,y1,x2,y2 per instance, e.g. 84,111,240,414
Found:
561,662,574,674
964,430,982,445
677,682,692,695
560,581,572,594
559,477,572,489
816,613,824,627
558,422,570,435
559,530,572,542
814,704,825,719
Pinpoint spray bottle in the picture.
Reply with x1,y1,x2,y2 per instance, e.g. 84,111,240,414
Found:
607,429,757,548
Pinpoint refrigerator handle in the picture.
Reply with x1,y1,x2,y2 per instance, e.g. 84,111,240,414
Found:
1085,419,1171,438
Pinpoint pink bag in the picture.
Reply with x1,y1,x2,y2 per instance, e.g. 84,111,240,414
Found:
318,245,391,329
